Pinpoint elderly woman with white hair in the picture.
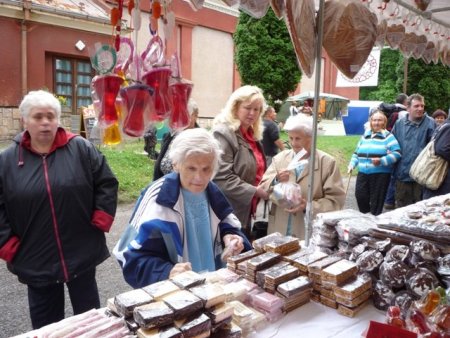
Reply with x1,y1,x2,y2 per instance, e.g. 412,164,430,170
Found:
259,114,345,239
153,98,200,180
114,128,251,288
0,90,118,329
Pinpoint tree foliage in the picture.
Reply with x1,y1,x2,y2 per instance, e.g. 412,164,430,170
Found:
233,9,301,107
360,49,450,113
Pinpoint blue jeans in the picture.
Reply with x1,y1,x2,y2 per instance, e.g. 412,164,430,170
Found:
384,175,396,206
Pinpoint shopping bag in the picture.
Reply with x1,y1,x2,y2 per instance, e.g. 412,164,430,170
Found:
409,140,448,190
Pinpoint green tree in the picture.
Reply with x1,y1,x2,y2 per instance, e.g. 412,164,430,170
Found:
360,49,450,113
233,9,301,107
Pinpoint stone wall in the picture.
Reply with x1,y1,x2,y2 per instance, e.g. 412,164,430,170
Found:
0,107,22,142
0,107,75,142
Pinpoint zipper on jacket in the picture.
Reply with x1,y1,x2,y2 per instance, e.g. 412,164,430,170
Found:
42,155,69,282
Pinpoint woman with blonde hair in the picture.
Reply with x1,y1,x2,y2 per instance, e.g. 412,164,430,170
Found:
348,111,401,215
212,85,269,238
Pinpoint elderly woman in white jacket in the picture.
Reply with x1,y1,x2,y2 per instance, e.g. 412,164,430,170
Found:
258,114,345,239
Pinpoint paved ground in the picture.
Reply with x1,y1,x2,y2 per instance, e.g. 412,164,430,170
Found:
0,177,358,337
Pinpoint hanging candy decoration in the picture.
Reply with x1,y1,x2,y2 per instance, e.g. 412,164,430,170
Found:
152,0,162,18
141,35,166,70
128,0,135,15
114,37,134,75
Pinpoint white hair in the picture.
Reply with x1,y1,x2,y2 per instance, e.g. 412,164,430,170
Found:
19,90,61,121
283,114,313,136
169,128,222,176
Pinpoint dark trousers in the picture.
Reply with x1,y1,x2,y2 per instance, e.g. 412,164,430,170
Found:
395,181,423,208
27,268,100,329
384,175,396,206
355,172,391,216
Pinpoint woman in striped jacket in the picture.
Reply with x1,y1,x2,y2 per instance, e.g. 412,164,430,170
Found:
348,111,401,215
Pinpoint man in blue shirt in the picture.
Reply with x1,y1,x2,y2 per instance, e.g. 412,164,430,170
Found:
391,93,435,207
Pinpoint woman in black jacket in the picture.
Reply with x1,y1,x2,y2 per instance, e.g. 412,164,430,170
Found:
0,90,118,329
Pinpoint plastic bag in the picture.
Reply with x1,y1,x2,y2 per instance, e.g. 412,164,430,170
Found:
270,182,302,209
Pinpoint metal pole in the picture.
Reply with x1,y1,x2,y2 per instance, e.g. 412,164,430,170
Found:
403,56,408,93
305,0,325,247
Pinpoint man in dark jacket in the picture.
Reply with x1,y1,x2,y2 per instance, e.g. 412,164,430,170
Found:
0,90,118,329
392,93,435,207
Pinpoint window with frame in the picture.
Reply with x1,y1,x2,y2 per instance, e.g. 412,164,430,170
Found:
54,57,94,113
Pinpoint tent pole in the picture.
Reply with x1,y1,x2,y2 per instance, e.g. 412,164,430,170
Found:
305,0,325,247
403,56,408,93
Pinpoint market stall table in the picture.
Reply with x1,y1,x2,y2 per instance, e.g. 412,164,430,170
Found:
255,301,385,338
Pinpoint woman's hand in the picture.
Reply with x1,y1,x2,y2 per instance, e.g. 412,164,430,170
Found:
277,169,290,183
222,234,244,259
285,196,307,214
372,157,381,166
255,186,269,200
169,262,192,278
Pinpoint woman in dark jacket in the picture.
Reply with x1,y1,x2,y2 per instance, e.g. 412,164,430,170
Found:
423,119,450,199
0,90,118,329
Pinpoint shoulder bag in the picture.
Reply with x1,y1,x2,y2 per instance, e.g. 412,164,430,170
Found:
409,126,448,190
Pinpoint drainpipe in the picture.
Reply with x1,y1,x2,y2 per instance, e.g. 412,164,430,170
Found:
21,0,31,97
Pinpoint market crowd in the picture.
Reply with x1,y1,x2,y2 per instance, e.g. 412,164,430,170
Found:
0,88,449,330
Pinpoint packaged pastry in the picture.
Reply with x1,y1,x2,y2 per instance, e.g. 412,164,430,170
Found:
263,235,300,255
390,290,414,317
252,232,282,251
133,301,174,330
372,280,395,311
355,250,383,272
319,287,335,300
384,245,410,263
307,255,344,275
337,299,369,318
114,288,154,318
246,252,281,272
143,280,180,301
284,0,316,77
335,289,371,307
292,251,328,273
320,294,337,309
209,322,242,338
227,249,261,265
162,290,203,320
136,326,182,338
438,254,450,276
221,281,248,302
256,261,289,288
250,291,284,313
321,259,358,285
190,283,226,308
205,268,239,284
174,313,211,338
205,303,234,325
333,273,372,299
409,240,441,261
405,268,439,299
170,270,205,289
322,0,377,79
276,275,312,298
379,260,408,289
263,264,299,291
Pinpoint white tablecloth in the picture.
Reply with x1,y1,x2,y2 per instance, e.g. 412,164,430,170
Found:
253,301,385,338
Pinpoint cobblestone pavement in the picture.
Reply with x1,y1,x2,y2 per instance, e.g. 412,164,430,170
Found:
0,177,358,337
